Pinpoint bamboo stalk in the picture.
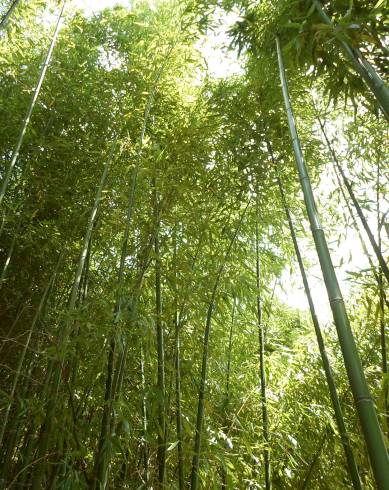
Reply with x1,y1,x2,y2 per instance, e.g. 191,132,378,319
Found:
140,339,150,487
190,200,250,490
93,45,177,489
316,114,389,285
0,0,21,31
330,161,389,310
274,167,362,489
255,200,271,490
276,36,389,489
173,222,185,490
221,298,236,489
0,255,62,451
154,180,166,488
31,135,117,489
377,162,388,434
0,0,66,207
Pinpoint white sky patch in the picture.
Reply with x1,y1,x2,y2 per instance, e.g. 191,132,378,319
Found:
71,0,130,15
197,10,244,79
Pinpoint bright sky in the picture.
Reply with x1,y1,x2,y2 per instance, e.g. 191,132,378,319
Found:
72,0,386,326
73,0,130,14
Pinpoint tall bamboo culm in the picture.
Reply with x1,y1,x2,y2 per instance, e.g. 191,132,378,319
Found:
0,0,66,207
154,182,166,488
31,135,118,490
275,170,362,490
190,202,250,490
276,36,389,489
254,198,271,490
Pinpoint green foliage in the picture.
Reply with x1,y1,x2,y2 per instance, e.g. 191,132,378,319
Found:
0,0,387,488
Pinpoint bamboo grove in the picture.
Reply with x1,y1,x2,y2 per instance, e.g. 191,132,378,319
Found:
0,0,388,488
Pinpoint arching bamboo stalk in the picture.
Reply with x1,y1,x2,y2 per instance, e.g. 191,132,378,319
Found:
276,36,389,489
0,0,66,207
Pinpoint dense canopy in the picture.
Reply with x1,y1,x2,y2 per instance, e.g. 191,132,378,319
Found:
0,0,388,488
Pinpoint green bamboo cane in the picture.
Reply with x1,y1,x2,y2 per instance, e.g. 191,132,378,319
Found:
31,135,117,489
0,0,66,207
92,52,175,487
255,201,271,490
276,36,389,489
377,162,388,434
316,114,389,285
0,255,62,451
311,0,389,122
275,171,362,489
0,0,21,31
154,180,166,488
221,298,236,490
190,200,250,490
173,222,185,490
140,338,150,487
0,214,21,285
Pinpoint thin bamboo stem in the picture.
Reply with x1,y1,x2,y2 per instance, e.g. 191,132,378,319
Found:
190,200,250,490
0,0,21,30
154,181,166,488
316,114,389,285
173,223,185,490
255,202,271,490
0,0,66,207
274,168,362,489
0,256,62,450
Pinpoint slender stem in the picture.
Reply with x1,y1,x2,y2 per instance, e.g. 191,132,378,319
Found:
32,136,117,489
276,36,389,489
255,201,271,490
300,427,329,490
0,0,21,31
140,339,150,487
316,114,389,285
377,162,388,434
221,298,236,490
154,180,166,488
0,215,22,286
173,223,185,490
190,200,250,490
0,255,62,452
274,167,362,489
0,0,66,207
329,160,389,309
